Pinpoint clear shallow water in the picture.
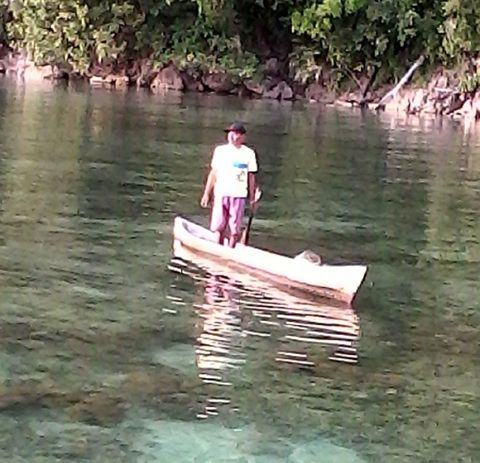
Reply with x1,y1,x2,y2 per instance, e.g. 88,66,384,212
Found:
0,79,479,462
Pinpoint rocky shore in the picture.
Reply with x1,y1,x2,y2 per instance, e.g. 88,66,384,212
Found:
1,46,479,123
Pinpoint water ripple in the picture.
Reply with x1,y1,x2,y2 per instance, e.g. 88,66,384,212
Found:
168,250,360,418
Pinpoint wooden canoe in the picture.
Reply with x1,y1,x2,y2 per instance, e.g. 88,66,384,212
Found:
172,216,368,304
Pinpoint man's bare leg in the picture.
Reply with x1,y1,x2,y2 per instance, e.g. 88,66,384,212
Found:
213,228,227,245
228,233,238,248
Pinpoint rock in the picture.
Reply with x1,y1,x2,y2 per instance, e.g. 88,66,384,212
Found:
291,81,306,99
473,93,480,118
237,86,251,98
0,381,58,412
427,72,443,92
305,82,325,102
445,92,465,114
52,67,69,80
433,98,445,115
89,74,129,88
22,63,55,82
306,83,336,103
459,98,480,121
263,85,280,99
409,89,426,114
436,74,449,89
182,71,204,92
134,58,154,88
461,98,474,115
202,72,235,93
263,79,293,100
152,343,196,375
289,438,366,463
422,99,437,114
136,419,259,462
263,80,293,100
116,75,130,88
338,91,358,103
150,64,184,92
277,81,294,100
0,44,7,60
435,85,454,101
383,93,405,113
265,57,281,77
243,79,265,96
0,53,68,81
398,93,411,113
89,75,105,86
103,74,117,85
0,51,26,76
67,393,126,426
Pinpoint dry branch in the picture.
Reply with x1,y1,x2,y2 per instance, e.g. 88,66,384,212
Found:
375,56,425,110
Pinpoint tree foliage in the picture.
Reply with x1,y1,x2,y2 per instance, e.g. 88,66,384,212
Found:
440,0,480,61
291,0,442,81
0,0,8,46
3,0,480,83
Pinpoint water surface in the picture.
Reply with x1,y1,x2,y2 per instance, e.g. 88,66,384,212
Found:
0,79,479,462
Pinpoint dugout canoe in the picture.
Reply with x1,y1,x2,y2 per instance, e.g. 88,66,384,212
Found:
172,216,368,304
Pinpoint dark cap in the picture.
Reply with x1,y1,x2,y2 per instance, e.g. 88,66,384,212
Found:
224,122,246,134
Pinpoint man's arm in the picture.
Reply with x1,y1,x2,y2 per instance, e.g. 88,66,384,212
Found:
201,169,216,208
248,148,259,207
248,172,256,206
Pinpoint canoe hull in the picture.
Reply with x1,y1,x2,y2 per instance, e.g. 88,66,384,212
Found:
172,216,367,304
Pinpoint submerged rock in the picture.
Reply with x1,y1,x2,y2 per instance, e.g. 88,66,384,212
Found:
152,343,196,375
289,439,366,463
131,419,267,462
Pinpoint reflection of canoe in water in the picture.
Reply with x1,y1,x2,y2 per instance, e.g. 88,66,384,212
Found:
169,249,361,365
173,216,368,304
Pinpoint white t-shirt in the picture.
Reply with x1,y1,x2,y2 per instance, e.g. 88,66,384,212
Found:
211,143,258,198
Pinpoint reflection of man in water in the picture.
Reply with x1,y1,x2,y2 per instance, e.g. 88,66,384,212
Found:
194,275,244,418
196,276,244,370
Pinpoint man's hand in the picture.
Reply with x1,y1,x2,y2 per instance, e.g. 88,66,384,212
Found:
201,170,216,209
249,187,262,212
200,193,210,208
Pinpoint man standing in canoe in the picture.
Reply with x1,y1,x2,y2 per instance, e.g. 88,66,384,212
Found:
200,122,258,247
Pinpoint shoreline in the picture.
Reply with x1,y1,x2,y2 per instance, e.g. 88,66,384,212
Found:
1,49,479,126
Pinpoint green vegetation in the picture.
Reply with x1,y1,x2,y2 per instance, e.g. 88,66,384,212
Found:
3,0,480,86
0,1,8,46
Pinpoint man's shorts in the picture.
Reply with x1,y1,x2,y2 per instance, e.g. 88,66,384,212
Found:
210,196,246,235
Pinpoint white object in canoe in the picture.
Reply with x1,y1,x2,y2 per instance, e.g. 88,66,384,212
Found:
172,216,368,304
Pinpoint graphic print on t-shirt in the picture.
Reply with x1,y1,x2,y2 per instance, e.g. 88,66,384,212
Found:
232,160,248,189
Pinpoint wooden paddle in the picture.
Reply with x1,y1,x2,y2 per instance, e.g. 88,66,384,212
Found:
240,187,262,245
